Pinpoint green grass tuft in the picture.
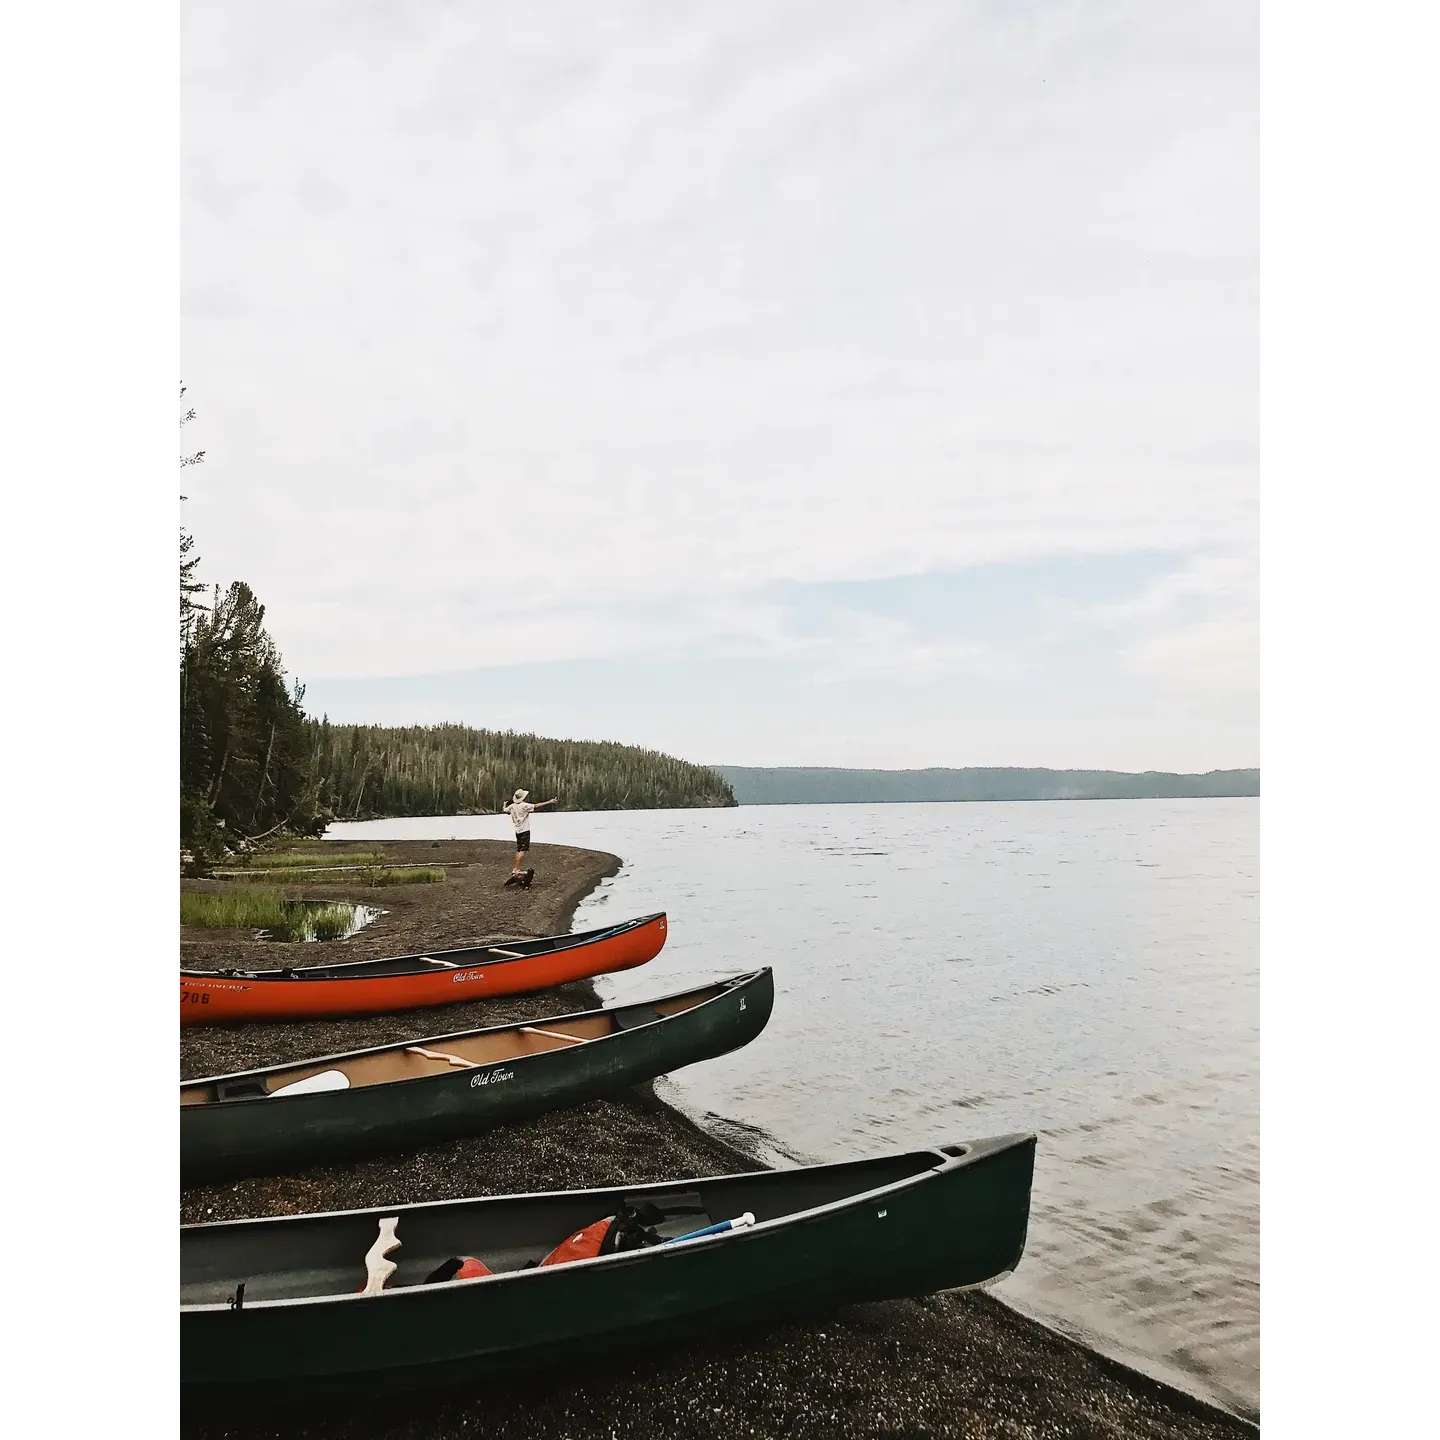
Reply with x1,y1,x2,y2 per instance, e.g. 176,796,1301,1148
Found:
222,863,442,886
182,890,294,930
248,850,388,869
180,891,368,941
304,905,356,941
226,870,313,884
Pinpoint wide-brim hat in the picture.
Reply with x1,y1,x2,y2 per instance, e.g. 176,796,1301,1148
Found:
513,789,529,802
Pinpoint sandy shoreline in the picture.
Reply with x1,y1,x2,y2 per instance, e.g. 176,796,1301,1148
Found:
181,839,1257,1438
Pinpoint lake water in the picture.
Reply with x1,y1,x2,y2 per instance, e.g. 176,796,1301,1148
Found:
329,799,1259,1421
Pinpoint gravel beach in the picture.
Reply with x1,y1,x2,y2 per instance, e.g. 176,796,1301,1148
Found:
181,839,1257,1439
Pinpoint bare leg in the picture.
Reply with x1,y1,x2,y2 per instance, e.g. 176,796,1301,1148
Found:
512,848,524,873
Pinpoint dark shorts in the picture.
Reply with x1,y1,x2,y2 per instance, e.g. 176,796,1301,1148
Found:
514,831,531,853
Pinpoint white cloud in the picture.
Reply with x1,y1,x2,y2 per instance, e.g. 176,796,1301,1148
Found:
1061,551,1259,698
1125,615,1259,697
183,0,1256,758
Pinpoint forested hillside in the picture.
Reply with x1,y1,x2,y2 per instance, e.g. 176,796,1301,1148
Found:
307,722,736,818
716,766,1260,805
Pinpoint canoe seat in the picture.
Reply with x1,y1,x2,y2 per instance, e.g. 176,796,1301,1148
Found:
519,1026,586,1046
622,1190,710,1241
612,1005,662,1032
405,1046,479,1070
362,1218,401,1296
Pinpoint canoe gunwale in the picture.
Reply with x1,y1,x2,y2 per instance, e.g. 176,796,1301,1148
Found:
181,968,770,1101
180,1134,1036,1314
180,913,666,984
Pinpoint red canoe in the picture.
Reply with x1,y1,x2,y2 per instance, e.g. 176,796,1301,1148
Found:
180,913,668,1026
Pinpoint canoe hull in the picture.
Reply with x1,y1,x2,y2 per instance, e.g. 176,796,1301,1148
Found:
181,1135,1035,1403
181,970,775,1183
180,914,667,1025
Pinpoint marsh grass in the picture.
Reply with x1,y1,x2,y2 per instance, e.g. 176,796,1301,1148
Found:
358,867,444,886
180,891,373,941
224,864,443,886
228,870,320,884
303,904,357,941
182,890,294,930
247,850,388,869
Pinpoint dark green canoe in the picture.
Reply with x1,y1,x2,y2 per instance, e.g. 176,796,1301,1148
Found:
181,969,774,1184
181,1134,1036,1401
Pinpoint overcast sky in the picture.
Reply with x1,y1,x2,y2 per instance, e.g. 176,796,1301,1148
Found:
182,0,1257,770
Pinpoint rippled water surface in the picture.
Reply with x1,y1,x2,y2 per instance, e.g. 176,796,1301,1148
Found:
330,800,1258,1419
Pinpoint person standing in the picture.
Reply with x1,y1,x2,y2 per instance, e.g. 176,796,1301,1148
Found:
504,788,556,876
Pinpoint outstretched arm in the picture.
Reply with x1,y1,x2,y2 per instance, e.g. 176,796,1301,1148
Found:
535,798,558,809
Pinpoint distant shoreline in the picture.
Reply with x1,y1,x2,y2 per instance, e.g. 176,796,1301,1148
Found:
727,791,1260,806
715,765,1259,807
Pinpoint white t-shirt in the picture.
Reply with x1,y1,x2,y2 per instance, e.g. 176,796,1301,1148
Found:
507,801,536,833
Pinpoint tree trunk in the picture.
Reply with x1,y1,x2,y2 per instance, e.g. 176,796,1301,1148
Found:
208,747,229,806
256,723,276,818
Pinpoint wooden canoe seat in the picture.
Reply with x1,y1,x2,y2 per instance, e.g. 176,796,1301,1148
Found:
405,1045,479,1070
486,948,525,959
420,957,458,968
519,1026,585,1046
362,1218,401,1296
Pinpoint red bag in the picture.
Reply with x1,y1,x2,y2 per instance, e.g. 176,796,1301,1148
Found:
355,1253,494,1292
419,1255,493,1285
539,1218,613,1267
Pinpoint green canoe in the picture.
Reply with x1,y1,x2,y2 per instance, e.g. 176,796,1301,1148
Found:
181,1134,1036,1401
181,969,774,1184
